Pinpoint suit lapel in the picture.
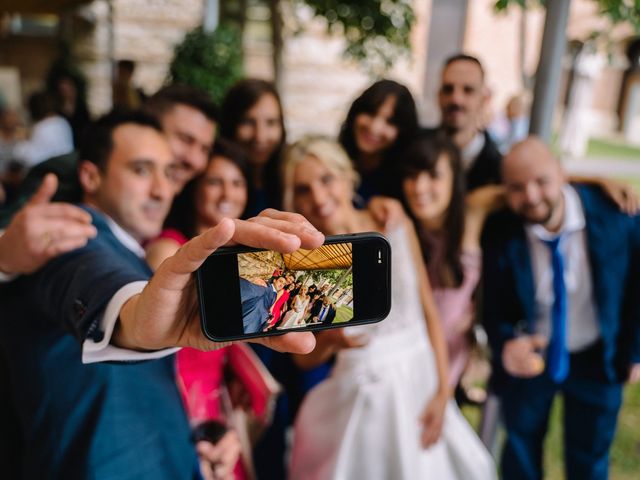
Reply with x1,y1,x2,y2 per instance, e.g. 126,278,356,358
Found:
86,206,152,276
577,188,607,321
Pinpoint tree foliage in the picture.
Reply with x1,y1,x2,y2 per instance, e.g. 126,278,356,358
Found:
292,0,416,75
302,267,353,288
495,0,640,33
168,23,244,104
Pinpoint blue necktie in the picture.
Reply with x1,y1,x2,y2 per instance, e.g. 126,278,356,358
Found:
544,237,570,383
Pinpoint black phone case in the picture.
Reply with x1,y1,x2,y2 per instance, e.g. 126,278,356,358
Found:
196,232,392,342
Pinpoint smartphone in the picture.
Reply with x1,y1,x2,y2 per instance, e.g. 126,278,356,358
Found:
196,232,392,341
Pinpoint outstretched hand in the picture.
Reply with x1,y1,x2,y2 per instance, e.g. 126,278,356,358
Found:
114,209,324,355
0,173,97,275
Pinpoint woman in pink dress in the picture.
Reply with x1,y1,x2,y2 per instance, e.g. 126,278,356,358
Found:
263,283,291,331
400,131,503,390
146,138,251,479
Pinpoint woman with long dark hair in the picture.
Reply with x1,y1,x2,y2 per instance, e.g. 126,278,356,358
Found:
339,79,419,201
401,130,503,388
221,79,286,215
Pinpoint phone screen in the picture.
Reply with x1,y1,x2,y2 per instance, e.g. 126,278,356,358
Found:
197,234,391,341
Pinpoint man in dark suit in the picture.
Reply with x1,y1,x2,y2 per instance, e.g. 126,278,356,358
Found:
433,53,502,191
482,137,640,480
240,276,286,333
0,111,323,479
310,296,337,325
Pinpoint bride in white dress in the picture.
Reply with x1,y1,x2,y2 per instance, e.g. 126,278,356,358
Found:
280,287,310,328
281,136,496,480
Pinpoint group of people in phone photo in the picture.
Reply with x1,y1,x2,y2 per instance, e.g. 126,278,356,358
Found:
238,254,351,334
1,49,640,480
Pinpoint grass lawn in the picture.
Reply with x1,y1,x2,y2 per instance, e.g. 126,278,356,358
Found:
334,305,354,323
549,134,640,160
462,382,640,479
587,138,640,160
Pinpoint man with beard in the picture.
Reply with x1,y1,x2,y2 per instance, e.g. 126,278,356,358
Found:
436,53,502,191
481,136,640,480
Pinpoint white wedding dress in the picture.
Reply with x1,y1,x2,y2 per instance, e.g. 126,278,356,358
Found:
281,296,309,328
289,227,497,480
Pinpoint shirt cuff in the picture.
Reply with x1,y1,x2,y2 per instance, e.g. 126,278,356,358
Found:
82,280,180,363
0,271,17,283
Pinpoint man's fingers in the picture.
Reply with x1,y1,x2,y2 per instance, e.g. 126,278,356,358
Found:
44,235,93,258
39,219,97,242
27,173,58,205
245,216,324,250
231,219,308,252
530,334,548,350
257,208,317,229
251,331,316,354
34,202,94,224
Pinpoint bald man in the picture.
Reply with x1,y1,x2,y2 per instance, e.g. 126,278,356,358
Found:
481,136,640,480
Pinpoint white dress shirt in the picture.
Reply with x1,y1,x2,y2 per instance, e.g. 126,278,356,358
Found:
460,132,485,172
82,215,180,363
525,185,600,352
13,115,74,169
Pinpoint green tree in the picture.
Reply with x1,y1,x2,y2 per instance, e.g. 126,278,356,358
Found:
495,0,640,35
292,0,416,75
222,0,416,81
168,23,244,104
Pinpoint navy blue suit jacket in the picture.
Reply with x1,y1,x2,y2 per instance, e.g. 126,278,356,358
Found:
0,208,197,479
310,301,336,325
239,278,277,333
482,185,640,392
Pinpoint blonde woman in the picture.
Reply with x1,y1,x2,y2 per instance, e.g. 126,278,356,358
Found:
282,135,496,480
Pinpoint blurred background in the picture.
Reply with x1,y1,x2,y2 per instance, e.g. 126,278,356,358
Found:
1,1,639,477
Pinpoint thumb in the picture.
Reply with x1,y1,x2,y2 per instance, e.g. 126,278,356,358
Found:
28,173,58,205
530,334,548,350
169,218,236,276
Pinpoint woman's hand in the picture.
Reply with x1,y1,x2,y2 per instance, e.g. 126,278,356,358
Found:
196,430,242,480
599,178,639,214
419,390,448,448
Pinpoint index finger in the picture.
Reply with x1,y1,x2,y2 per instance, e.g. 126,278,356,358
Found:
231,218,324,252
257,208,317,230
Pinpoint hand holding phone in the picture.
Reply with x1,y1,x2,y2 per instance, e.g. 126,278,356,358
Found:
196,232,392,341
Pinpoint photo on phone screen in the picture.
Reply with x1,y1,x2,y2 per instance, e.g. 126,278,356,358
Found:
239,243,353,334
197,233,391,341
